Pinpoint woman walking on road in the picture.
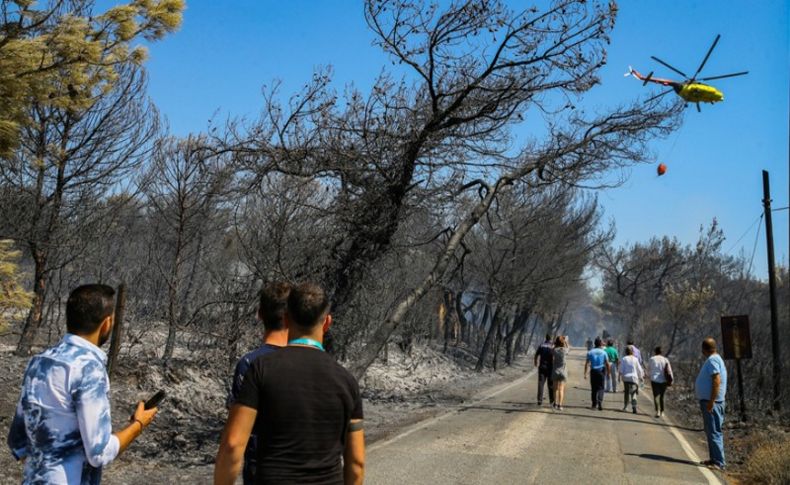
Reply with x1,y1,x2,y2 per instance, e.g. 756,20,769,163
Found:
620,345,644,414
552,336,569,411
649,346,673,418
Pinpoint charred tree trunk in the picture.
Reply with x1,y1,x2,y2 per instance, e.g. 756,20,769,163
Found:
525,315,539,358
442,290,454,354
107,284,126,379
505,308,531,365
476,307,502,371
17,250,47,355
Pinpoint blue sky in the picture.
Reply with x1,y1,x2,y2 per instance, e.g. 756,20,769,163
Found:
138,0,788,278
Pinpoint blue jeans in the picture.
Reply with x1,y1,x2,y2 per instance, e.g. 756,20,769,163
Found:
699,400,726,468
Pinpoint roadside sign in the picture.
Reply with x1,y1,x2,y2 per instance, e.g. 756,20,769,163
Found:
721,315,752,360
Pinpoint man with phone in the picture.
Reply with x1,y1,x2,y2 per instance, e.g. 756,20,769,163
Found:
215,282,365,485
6,284,158,484
226,281,291,484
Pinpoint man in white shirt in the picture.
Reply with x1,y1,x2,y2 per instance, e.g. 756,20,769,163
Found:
619,345,644,414
648,346,673,417
7,284,158,484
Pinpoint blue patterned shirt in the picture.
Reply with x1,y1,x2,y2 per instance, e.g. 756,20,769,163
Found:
7,334,120,484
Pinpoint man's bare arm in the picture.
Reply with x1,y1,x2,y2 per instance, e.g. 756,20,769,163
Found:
707,374,721,412
344,419,365,485
115,402,157,454
214,404,257,485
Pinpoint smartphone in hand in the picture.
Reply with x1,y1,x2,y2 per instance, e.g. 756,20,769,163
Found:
144,390,166,410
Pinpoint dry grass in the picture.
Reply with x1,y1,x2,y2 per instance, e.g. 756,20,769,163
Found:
741,435,790,484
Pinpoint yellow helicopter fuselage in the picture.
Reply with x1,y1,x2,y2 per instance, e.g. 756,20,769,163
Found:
677,82,723,103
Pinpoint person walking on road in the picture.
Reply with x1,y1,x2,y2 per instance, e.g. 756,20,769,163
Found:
585,337,593,351
695,337,727,471
619,346,644,414
552,336,569,411
604,339,620,393
648,346,673,418
626,339,645,370
584,337,610,410
534,334,555,406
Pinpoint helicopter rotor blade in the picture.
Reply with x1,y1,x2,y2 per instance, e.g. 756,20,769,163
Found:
650,56,688,78
691,34,720,80
645,88,674,103
696,103,701,113
699,71,749,81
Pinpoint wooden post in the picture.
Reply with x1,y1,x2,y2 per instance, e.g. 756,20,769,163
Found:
107,283,126,380
762,170,782,411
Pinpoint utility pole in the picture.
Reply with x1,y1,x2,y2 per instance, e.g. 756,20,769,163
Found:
761,170,781,411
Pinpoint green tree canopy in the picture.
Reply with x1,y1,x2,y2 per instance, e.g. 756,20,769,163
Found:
0,0,184,157
0,239,31,329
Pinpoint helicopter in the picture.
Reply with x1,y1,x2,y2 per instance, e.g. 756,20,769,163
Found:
626,34,748,112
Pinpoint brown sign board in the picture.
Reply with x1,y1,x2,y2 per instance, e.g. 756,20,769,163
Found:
721,315,752,359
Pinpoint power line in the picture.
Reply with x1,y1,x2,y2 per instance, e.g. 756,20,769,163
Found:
726,213,763,255
744,215,763,278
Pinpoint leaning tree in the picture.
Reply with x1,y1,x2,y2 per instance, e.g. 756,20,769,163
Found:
221,0,681,377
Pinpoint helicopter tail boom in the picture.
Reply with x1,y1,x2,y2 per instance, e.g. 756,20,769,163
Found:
625,66,675,87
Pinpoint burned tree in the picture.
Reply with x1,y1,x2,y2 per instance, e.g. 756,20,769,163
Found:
1,65,159,355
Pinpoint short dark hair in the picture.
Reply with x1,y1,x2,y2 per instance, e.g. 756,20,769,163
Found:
702,338,717,353
258,282,291,331
66,284,115,335
626,339,634,345
545,333,552,341
654,346,663,355
594,337,603,347
607,339,614,347
287,282,330,330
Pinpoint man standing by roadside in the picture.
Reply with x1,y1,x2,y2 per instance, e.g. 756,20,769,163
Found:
534,334,554,406
584,337,610,410
215,282,365,484
226,282,291,485
7,284,158,484
604,339,620,393
696,337,727,471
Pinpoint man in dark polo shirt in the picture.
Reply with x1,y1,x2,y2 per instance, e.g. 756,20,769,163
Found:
226,281,291,484
214,282,365,485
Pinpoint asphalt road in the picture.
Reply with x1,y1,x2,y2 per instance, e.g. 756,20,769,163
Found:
367,348,724,485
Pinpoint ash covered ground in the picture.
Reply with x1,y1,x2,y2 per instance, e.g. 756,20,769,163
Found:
0,333,531,484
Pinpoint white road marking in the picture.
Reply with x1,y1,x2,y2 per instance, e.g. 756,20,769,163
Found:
368,368,537,452
638,388,722,485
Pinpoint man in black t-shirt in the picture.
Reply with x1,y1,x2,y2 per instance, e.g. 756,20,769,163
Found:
533,334,554,406
214,282,365,485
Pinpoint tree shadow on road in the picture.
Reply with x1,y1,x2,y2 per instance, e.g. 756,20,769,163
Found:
462,402,703,433
624,453,702,467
